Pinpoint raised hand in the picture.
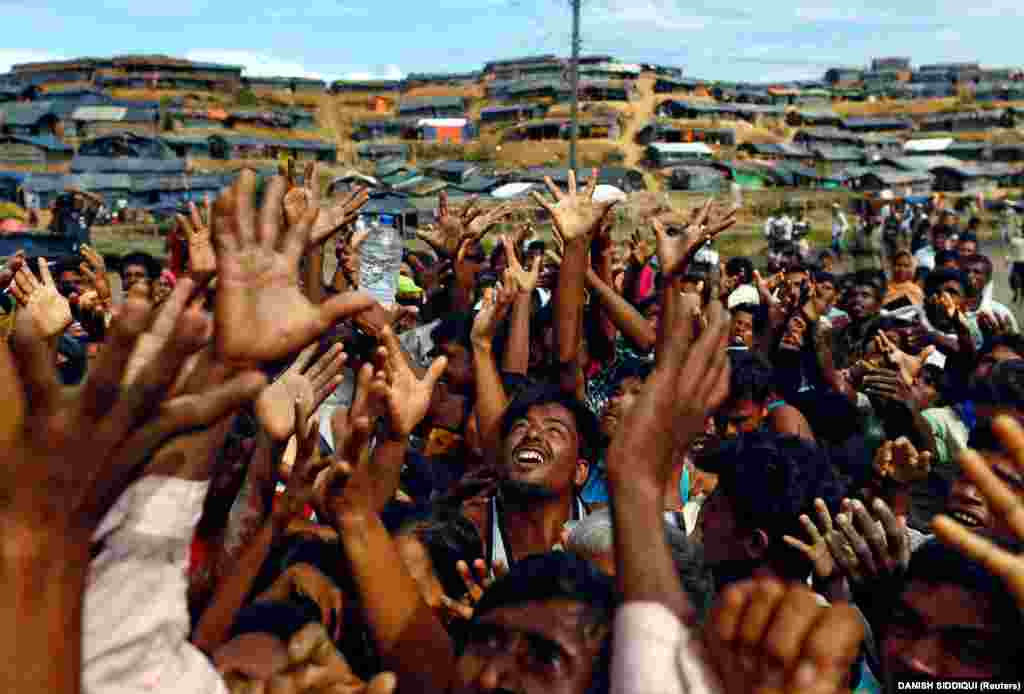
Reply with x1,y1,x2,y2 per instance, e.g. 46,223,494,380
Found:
782,498,841,580
628,230,652,265
439,559,508,622
223,623,396,694
79,244,112,305
212,171,376,363
875,331,934,386
978,311,1016,340
831,497,910,583
704,579,864,694
417,191,485,258
0,250,25,290
256,342,347,443
286,162,371,247
651,199,737,277
873,437,932,485
10,257,72,339
529,169,616,244
175,195,217,281
274,398,331,527
502,235,540,295
471,281,516,348
861,368,919,411
2,277,266,544
370,326,447,438
258,562,344,642
933,415,1024,610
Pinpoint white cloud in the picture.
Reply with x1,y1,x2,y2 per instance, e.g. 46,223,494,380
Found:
343,65,405,80
592,0,708,32
793,6,862,22
186,50,403,83
0,49,68,73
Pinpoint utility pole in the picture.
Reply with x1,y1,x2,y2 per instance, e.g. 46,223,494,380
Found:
568,0,581,173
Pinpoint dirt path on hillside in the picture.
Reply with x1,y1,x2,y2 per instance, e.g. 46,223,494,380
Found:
620,74,658,168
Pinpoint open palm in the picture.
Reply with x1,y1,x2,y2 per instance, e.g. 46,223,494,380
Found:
530,168,615,243
213,171,375,363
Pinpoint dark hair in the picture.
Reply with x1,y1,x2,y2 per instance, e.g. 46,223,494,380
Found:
703,432,846,579
970,359,1024,407
431,311,474,348
398,511,485,601
731,302,767,335
959,231,978,244
813,270,836,286
665,523,713,624
120,251,159,279
472,552,617,694
924,267,968,297
607,359,653,394
935,249,960,267
228,599,320,643
475,552,616,617
499,383,601,461
893,536,1024,668
960,253,993,278
849,269,887,301
725,257,754,284
728,351,774,404
785,264,809,276
527,240,546,253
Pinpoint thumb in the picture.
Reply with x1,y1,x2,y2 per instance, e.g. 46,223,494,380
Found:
319,291,376,328
367,672,398,694
424,356,449,389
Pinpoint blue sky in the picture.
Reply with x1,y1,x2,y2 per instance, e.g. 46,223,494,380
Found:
1,0,1021,83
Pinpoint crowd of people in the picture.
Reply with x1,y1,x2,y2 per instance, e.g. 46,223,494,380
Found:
0,163,1022,694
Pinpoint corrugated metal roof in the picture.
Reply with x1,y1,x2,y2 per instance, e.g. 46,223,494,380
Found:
70,156,187,174
813,145,865,161
648,143,714,155
885,155,964,172
0,134,72,151
0,101,56,126
398,96,465,112
904,138,954,153
71,106,128,121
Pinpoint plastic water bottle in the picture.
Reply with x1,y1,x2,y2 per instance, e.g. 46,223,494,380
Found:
359,214,402,306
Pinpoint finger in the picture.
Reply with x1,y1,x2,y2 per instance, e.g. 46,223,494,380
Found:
782,534,814,555
542,176,564,202
423,355,448,391
814,498,834,535
583,168,598,200
709,579,757,645
234,170,259,245
761,586,824,682
957,443,1024,539
318,291,377,336
529,190,554,214
799,513,825,546
8,309,61,409
874,497,908,562
80,298,153,416
737,579,786,653
440,595,474,621
37,257,55,287
258,175,288,250
14,268,36,297
836,512,878,576
792,604,865,692
993,415,1024,478
932,514,1024,606
457,560,484,602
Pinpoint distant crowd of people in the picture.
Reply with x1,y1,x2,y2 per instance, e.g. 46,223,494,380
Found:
0,164,1022,694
